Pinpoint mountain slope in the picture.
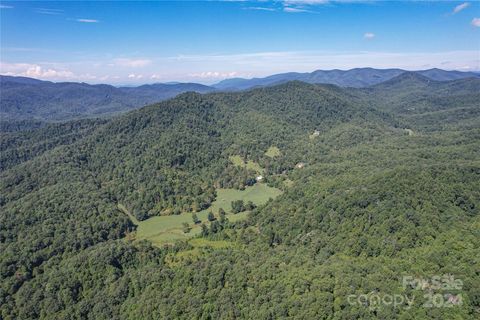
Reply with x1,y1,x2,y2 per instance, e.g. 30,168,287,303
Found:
0,76,215,121
418,68,480,81
2,68,478,122
0,79,479,319
119,82,214,100
2,81,395,217
362,72,480,130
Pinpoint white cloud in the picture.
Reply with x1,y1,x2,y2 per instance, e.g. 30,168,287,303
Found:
284,7,310,13
36,8,64,15
189,71,239,79
244,6,276,11
127,73,144,79
0,62,74,78
2,50,478,84
0,5,13,9
0,62,104,81
114,58,152,68
282,0,329,13
76,19,99,23
170,50,480,75
247,1,367,15
453,2,469,14
283,0,328,4
472,18,480,27
364,32,375,39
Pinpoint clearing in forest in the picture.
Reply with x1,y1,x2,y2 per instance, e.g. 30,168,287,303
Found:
122,184,282,246
265,146,281,158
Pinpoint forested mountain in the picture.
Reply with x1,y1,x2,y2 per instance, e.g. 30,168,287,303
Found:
213,67,480,90
2,68,478,123
0,75,214,122
362,73,480,130
0,75,479,319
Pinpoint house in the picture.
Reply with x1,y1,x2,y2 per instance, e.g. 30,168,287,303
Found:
295,162,305,169
256,175,263,182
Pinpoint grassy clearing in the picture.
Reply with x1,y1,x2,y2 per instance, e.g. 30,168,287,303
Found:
122,184,282,246
211,184,281,211
265,146,281,158
188,238,234,249
229,155,263,173
166,238,235,267
229,155,245,167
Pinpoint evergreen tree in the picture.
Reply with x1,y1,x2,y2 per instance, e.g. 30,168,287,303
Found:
200,223,209,236
245,201,256,211
207,211,215,222
182,222,190,233
231,200,245,214
192,213,200,224
219,209,226,223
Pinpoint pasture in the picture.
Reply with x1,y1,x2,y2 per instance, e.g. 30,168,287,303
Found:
122,184,282,246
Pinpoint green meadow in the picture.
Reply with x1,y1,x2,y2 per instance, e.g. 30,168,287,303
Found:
265,146,281,158
121,183,282,246
165,238,237,267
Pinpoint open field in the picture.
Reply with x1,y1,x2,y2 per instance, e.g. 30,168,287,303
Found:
265,146,281,158
165,238,237,267
121,184,282,246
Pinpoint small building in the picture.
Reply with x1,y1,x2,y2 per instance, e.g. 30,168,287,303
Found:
309,130,321,139
256,175,263,182
296,162,305,169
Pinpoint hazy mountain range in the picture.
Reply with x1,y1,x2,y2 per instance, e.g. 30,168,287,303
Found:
212,67,480,90
0,75,214,122
1,68,478,122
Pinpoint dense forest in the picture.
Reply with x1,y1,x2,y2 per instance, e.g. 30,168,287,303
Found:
0,74,479,319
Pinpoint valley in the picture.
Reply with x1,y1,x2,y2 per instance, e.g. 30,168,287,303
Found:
0,75,479,319
2,1,479,318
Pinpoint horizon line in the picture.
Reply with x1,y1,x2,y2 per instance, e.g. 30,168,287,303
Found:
2,67,479,87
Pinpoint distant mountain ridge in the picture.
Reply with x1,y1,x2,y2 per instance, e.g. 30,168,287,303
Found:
0,76,215,122
212,67,480,90
363,72,480,129
1,68,478,122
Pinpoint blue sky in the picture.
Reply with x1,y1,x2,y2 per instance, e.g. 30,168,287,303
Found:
1,1,479,84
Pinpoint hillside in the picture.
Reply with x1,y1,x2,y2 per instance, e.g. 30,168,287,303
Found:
362,73,480,130
2,68,478,123
0,78,479,319
0,76,215,122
